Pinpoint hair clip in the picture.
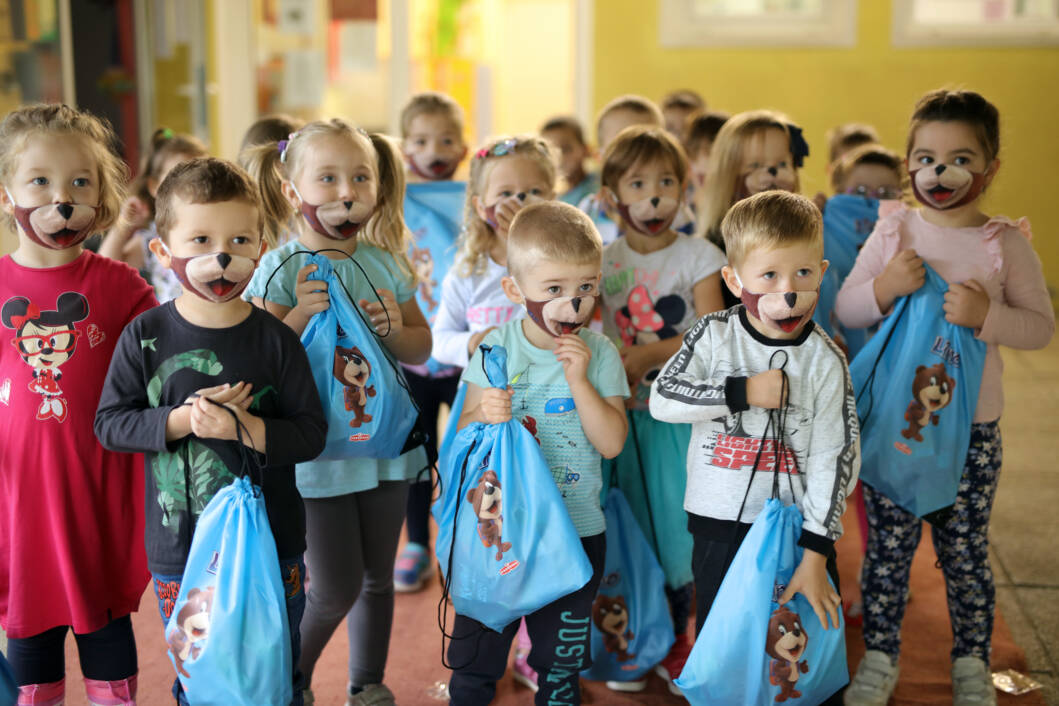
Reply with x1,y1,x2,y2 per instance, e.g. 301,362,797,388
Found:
787,124,809,169
279,131,299,163
475,137,519,161
160,127,174,140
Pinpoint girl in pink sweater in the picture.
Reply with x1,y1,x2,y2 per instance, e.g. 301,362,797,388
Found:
837,90,1053,706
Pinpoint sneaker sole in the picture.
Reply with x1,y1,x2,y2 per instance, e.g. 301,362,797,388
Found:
605,680,647,692
512,671,539,693
394,565,435,593
654,665,686,698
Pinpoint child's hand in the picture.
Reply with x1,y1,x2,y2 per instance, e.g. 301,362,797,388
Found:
779,549,841,630
620,344,656,386
360,289,403,338
294,264,330,317
555,333,592,385
874,249,925,311
119,196,151,231
494,197,524,234
467,327,497,356
478,386,514,424
944,279,990,329
747,369,788,409
188,381,254,409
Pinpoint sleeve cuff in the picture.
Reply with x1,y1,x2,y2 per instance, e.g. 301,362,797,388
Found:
798,529,836,557
725,375,749,413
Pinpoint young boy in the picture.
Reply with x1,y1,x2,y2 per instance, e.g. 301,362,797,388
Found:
448,201,630,706
94,158,326,706
401,91,468,182
660,89,705,140
540,115,598,207
649,190,860,644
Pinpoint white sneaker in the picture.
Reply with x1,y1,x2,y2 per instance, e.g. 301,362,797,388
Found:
605,679,647,692
844,650,899,706
951,657,997,705
346,684,396,706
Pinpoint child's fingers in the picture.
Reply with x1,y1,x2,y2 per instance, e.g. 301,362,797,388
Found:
296,264,319,284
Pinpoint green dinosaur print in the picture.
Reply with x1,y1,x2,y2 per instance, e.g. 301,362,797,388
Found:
141,338,157,351
147,349,223,407
250,385,277,411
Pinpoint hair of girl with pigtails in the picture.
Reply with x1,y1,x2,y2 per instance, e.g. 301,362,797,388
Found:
133,128,207,217
455,134,557,276
695,109,802,246
0,103,128,232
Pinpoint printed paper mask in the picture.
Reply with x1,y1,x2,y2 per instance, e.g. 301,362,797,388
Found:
292,184,374,241
738,163,797,201
6,190,98,250
482,192,544,230
162,244,259,302
515,280,597,337
734,272,818,335
909,165,986,211
616,195,680,236
406,148,466,181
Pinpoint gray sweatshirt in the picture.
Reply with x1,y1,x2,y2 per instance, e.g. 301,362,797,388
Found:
649,306,860,554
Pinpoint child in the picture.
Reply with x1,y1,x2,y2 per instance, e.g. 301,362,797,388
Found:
540,115,598,208
240,114,304,156
831,143,903,202
836,89,1054,706
827,122,881,165
684,110,729,202
448,200,630,706
650,192,859,674
97,128,207,302
660,89,705,141
395,92,469,593
598,125,726,693
243,119,432,706
94,157,326,706
0,103,156,706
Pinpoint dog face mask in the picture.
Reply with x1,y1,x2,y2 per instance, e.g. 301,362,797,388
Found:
615,195,681,236
292,184,374,241
161,243,259,302
909,164,987,210
734,271,819,335
5,190,98,250
406,149,465,181
514,279,597,337
737,163,797,201
482,192,544,230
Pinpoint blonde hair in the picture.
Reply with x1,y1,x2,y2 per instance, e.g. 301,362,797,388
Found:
0,103,128,232
695,110,802,246
400,92,465,138
241,118,412,273
601,125,688,193
507,201,602,278
455,135,557,275
596,95,664,141
830,143,904,194
721,190,822,269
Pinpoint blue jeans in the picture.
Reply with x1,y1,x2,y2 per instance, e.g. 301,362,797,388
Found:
152,557,306,706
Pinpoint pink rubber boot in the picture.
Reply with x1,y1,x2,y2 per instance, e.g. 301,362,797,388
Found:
83,675,137,706
17,679,64,705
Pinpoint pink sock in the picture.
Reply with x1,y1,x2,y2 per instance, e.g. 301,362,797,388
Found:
516,618,531,653
17,679,64,706
83,675,137,706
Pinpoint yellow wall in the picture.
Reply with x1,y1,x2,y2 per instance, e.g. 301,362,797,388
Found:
595,0,1059,302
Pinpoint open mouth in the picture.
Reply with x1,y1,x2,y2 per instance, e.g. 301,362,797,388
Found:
429,160,449,175
643,218,666,233
336,221,361,238
614,618,627,632
205,277,237,298
927,397,942,408
352,371,367,386
191,627,205,639
50,228,80,247
555,321,583,335
774,315,803,333
928,185,955,203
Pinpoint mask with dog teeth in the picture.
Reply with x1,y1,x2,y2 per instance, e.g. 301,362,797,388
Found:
160,241,260,302
734,271,819,335
514,279,596,337
909,164,987,211
407,149,465,181
615,194,680,237
5,189,98,250
291,183,374,241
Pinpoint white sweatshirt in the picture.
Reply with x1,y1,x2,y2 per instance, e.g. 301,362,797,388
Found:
431,257,523,368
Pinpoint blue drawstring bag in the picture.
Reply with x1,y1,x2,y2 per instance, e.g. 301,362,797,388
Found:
676,499,848,705
582,488,674,683
164,415,291,706
404,181,466,375
433,345,593,632
824,195,884,358
849,262,986,522
268,251,419,460
0,652,16,706
812,265,841,341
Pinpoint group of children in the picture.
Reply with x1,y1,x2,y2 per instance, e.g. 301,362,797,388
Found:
0,83,1051,706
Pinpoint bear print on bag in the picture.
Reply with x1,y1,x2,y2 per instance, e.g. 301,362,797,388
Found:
766,605,810,703
901,363,955,443
466,470,512,561
334,345,376,428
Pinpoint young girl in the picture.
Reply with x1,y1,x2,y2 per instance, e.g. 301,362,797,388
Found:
836,90,1054,706
243,119,432,706
0,104,157,705
598,126,726,694
97,128,207,302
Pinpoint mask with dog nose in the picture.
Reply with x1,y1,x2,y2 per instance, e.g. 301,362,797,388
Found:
909,163,987,211
291,183,375,241
5,189,98,250
160,241,260,302
737,162,797,201
482,192,542,230
733,270,819,335
406,148,466,181
514,279,597,337
615,194,681,237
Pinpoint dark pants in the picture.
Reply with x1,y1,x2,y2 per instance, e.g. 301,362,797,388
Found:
8,615,137,685
664,582,694,637
448,534,606,706
404,369,460,546
152,557,306,706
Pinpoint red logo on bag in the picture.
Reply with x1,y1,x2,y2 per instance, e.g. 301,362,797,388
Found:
499,560,520,576
894,441,912,455
349,433,371,442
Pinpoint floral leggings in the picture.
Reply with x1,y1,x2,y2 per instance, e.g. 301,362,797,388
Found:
861,422,1001,662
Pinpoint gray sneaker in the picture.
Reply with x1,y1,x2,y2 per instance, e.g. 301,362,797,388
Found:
952,657,997,705
844,650,899,706
347,684,396,706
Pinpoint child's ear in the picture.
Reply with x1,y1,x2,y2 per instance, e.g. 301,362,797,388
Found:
600,186,618,210
147,177,160,199
720,265,742,297
0,186,13,216
501,275,523,305
820,259,830,276
149,237,171,267
984,158,1001,188
281,180,300,208
257,238,268,258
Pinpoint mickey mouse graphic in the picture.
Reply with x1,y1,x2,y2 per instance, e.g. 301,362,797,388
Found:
2,292,88,423
615,283,686,385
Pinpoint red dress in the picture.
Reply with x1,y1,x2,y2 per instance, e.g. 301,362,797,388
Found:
0,251,156,638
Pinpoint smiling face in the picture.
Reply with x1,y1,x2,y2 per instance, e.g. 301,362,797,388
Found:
14,320,79,371
286,133,379,242
612,156,683,237
739,128,797,198
724,241,826,339
403,112,466,181
505,254,600,338
908,120,996,210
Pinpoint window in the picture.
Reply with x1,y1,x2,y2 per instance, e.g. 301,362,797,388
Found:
892,0,1059,46
659,0,857,47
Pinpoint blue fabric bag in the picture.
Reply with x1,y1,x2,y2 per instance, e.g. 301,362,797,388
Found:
676,498,848,705
849,262,986,521
433,345,593,632
164,473,291,706
824,195,885,358
291,252,418,460
582,488,674,683
0,652,16,705
404,181,466,375
812,265,841,341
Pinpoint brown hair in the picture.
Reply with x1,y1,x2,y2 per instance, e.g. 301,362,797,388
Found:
239,114,303,157
830,143,904,194
684,110,730,158
155,157,262,241
721,190,822,269
400,91,465,138
601,125,688,193
596,95,664,141
507,201,602,278
133,128,208,217
661,89,705,112
0,103,128,232
906,88,1000,162
540,115,587,147
826,123,880,164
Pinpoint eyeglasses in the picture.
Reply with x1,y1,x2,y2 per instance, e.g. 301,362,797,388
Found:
12,329,80,356
846,185,903,200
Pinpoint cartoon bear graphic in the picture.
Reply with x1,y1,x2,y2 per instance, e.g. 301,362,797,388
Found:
901,363,955,442
411,246,438,312
766,605,809,702
592,595,636,662
334,345,376,428
466,470,512,561
167,586,215,678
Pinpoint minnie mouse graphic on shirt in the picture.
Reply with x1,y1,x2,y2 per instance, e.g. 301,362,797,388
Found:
2,292,88,422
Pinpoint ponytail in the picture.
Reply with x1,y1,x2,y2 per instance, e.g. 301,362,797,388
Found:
241,140,293,249
363,133,413,279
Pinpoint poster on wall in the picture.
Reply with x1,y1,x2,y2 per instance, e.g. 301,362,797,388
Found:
278,0,315,36
281,48,325,108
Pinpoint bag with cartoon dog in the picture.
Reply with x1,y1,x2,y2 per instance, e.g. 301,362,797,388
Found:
582,488,674,683
433,344,593,632
295,252,419,460
849,262,986,522
165,474,290,706
676,498,848,705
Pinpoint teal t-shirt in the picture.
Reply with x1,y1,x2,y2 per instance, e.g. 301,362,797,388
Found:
462,320,630,536
245,239,427,497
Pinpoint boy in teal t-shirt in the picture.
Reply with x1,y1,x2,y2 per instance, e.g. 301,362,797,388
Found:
448,201,629,706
